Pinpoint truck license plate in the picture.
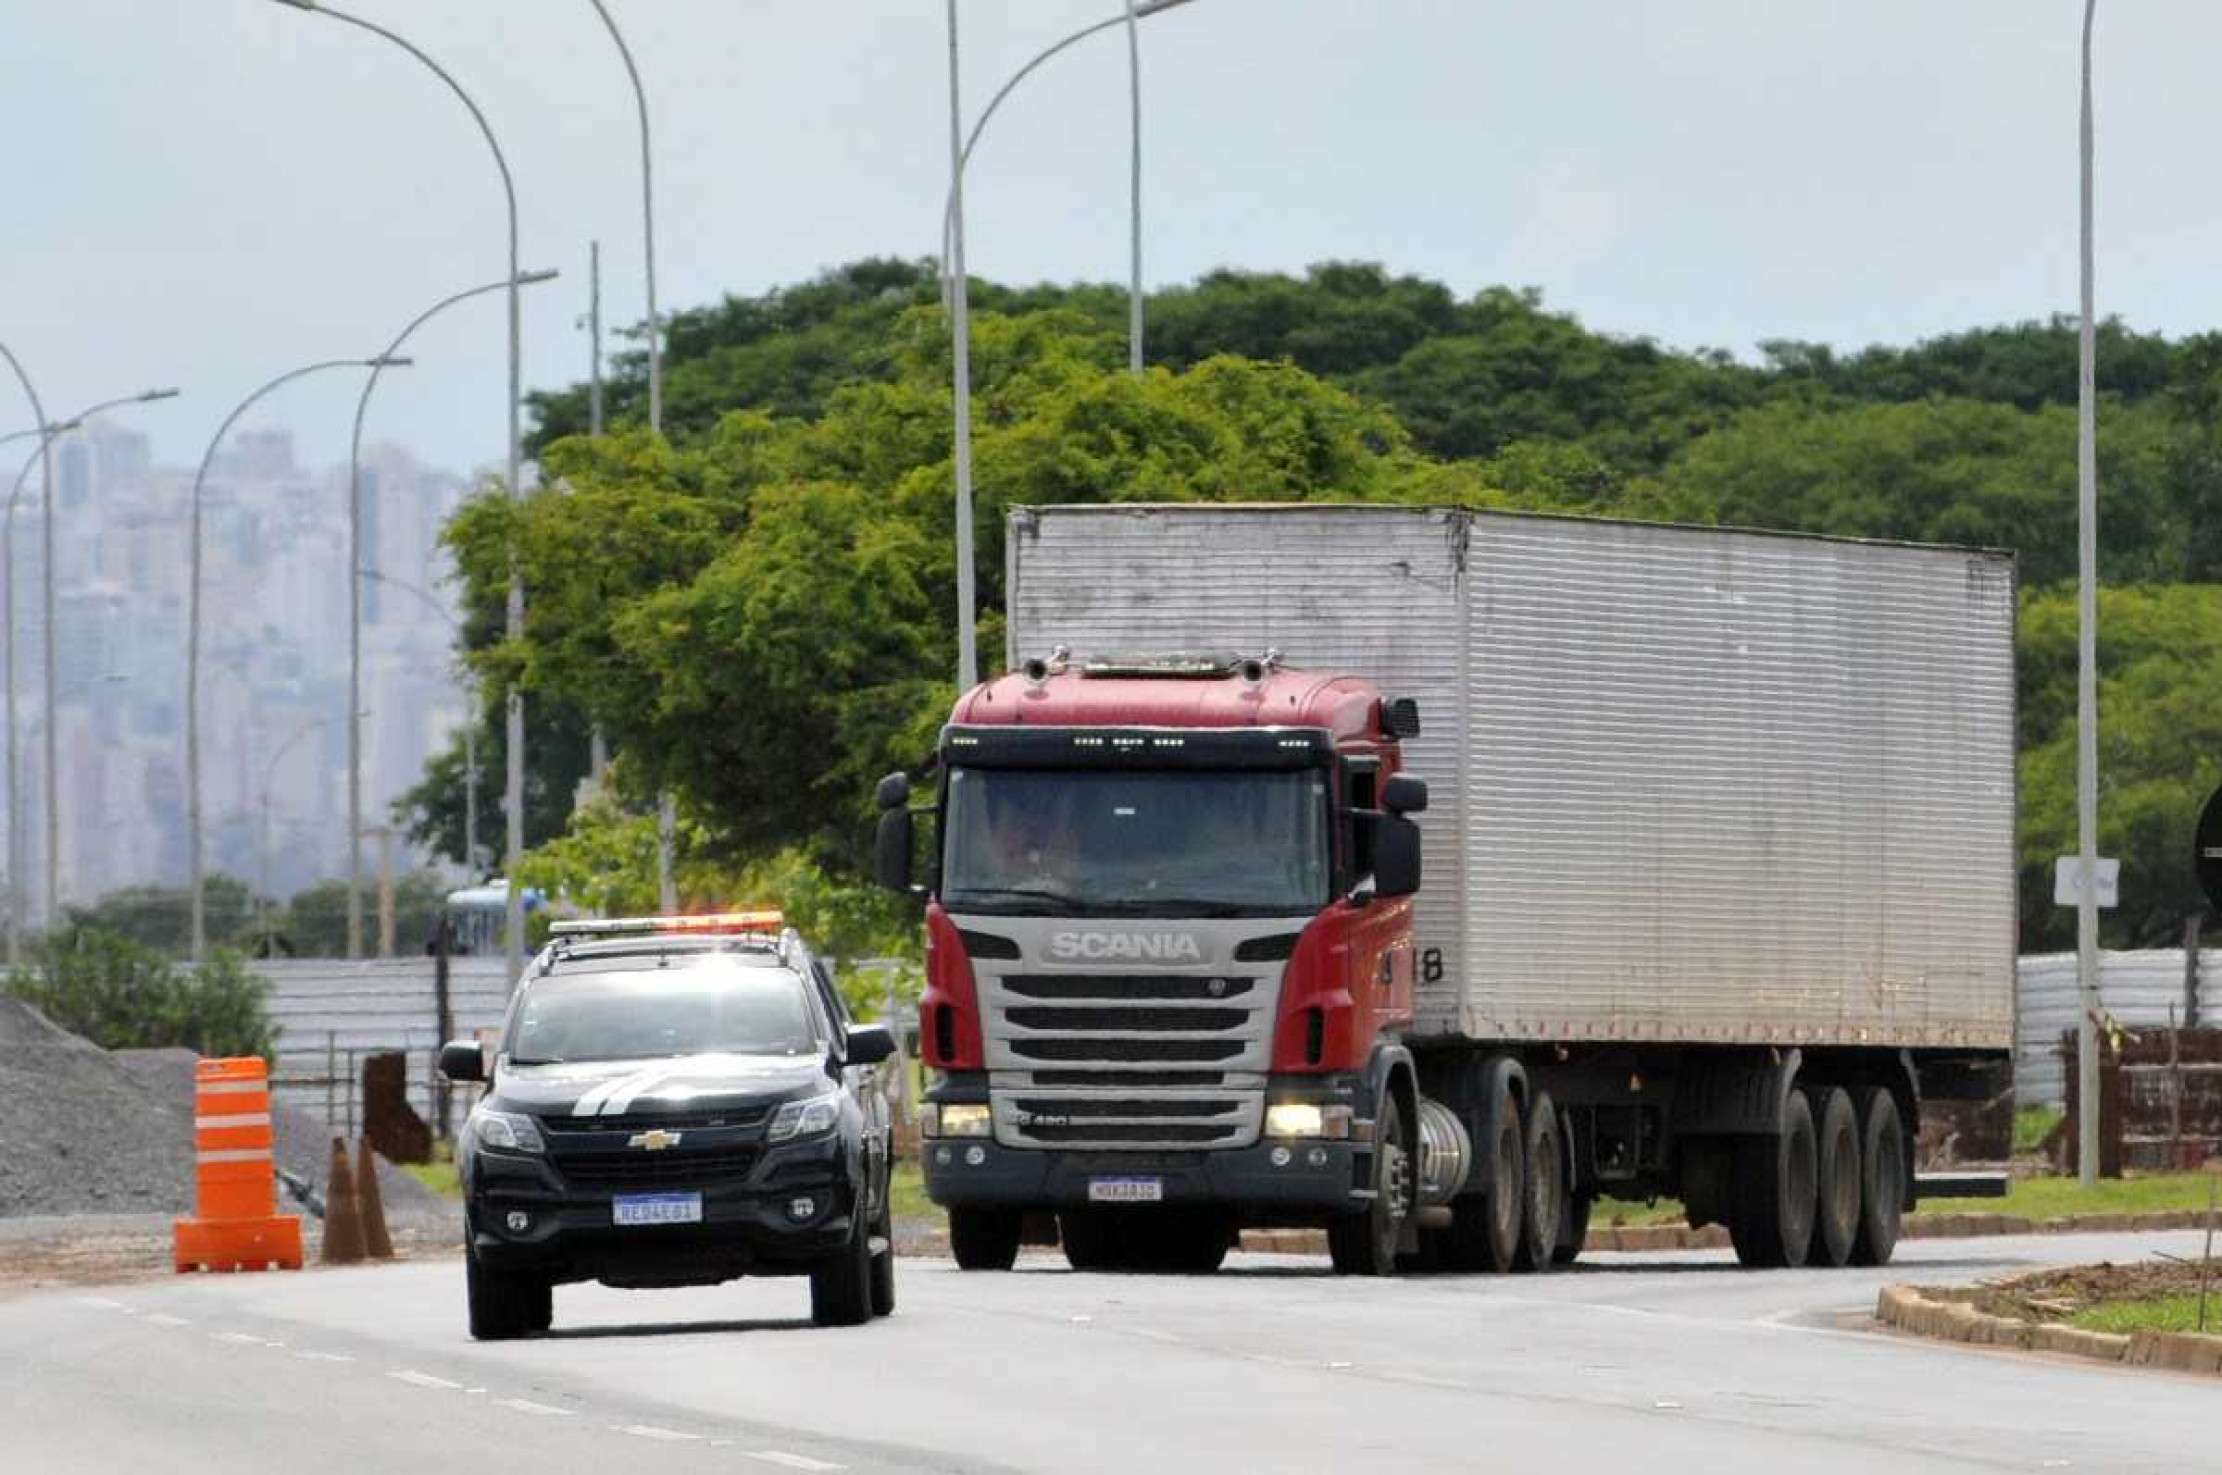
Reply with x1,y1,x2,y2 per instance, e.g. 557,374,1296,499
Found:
612,1192,703,1226
1088,1177,1163,1204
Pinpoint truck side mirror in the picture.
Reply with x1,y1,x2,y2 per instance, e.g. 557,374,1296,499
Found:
876,808,915,893
875,771,911,811
1373,814,1423,898
438,1039,487,1083
1382,773,1428,815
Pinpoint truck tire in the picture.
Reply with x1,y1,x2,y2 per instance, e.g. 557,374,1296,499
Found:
1058,1209,1121,1271
811,1204,876,1327
465,1241,542,1342
948,1207,1023,1271
1512,1090,1565,1273
1728,1085,1818,1269
1436,1072,1523,1273
869,1194,897,1316
1328,1095,1411,1276
1848,1087,1905,1267
1811,1086,1861,1268
1554,1192,1592,1267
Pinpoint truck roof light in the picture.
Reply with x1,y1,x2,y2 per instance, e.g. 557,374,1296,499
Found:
547,909,785,939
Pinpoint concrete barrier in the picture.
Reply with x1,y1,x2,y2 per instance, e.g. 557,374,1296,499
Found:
1878,1282,2217,1375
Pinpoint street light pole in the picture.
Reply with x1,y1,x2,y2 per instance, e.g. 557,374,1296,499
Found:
188,357,407,961
356,566,480,884
347,271,555,960
270,0,528,988
1,427,73,961
2075,0,2102,1188
1124,0,1144,376
945,0,978,691
258,714,335,944
586,0,680,913
0,343,55,930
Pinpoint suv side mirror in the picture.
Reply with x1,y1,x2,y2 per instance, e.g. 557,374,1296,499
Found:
1382,773,1428,815
875,771,911,811
845,1023,896,1067
875,808,914,893
1373,813,1422,898
438,1039,487,1083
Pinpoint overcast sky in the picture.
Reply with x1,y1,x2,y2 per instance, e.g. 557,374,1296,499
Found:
4,1,2218,477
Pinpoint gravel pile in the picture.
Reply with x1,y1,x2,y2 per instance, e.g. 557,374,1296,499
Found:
0,999,445,1226
0,999,194,1217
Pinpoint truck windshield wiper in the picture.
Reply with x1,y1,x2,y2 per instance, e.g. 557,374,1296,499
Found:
945,885,1088,912
507,1056,563,1066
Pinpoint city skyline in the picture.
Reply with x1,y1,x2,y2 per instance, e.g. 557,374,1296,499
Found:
2,417,473,927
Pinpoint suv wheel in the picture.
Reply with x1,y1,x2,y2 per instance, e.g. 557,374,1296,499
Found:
868,1190,896,1317
811,1201,876,1327
465,1238,545,1342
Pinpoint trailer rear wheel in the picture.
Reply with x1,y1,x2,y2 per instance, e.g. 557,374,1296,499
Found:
1554,1192,1592,1266
949,1206,1023,1271
1728,1086,1818,1269
1328,1095,1410,1276
1848,1087,1905,1267
1811,1087,1861,1268
1513,1090,1564,1273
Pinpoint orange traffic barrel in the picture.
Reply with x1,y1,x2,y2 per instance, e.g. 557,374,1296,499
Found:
173,1056,303,1273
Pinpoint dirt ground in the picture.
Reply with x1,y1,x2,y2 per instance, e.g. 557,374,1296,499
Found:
1939,1259,2220,1323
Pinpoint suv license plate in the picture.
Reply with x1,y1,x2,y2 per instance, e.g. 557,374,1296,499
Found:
1088,1177,1163,1204
613,1192,703,1226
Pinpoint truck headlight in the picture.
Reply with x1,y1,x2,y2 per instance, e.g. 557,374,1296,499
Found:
1265,1103,1353,1140
925,1102,991,1139
471,1109,547,1155
767,1091,842,1143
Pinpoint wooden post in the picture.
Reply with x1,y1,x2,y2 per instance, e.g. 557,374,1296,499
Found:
433,916,454,1142
2188,912,2206,1030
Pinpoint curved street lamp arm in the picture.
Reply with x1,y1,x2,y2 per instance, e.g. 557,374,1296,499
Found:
356,566,460,634
350,273,554,488
587,0,661,433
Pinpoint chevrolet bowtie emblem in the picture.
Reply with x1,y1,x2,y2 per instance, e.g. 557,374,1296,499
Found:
627,1129,683,1151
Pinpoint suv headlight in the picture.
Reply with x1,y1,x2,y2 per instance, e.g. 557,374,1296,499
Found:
923,1102,991,1139
471,1108,547,1155
767,1091,842,1143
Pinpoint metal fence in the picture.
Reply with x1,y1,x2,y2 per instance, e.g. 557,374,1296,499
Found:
2017,948,2215,1108
256,957,513,1134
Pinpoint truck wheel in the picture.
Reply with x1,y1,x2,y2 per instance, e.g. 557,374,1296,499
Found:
948,1207,1023,1271
1848,1087,1905,1267
464,1241,539,1342
869,1194,897,1317
811,1206,876,1327
1729,1086,1818,1269
1328,1095,1411,1276
1512,1090,1565,1273
1437,1073,1523,1273
1554,1193,1593,1267
1058,1209,1121,1271
1811,1086,1861,1268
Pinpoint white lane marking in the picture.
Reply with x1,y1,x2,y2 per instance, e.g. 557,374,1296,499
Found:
295,1351,354,1363
77,1296,128,1311
389,1370,465,1391
615,1424,699,1442
145,1314,191,1328
496,1398,576,1417
212,1331,270,1345
747,1452,845,1471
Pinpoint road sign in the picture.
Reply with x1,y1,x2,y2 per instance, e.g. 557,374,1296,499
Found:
2054,854,2120,910
2198,785,2222,914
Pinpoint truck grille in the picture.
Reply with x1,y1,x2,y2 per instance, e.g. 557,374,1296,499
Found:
976,951,1283,1150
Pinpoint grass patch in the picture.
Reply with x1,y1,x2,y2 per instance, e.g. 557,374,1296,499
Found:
2070,1294,2221,1336
2013,1106,2063,1155
399,1143,461,1200
1595,1195,1684,1227
1921,1172,2220,1220
890,1159,944,1227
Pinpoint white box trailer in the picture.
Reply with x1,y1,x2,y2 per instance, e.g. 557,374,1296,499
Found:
1006,503,2017,1056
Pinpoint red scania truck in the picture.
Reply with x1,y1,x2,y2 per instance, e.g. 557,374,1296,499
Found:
875,504,2016,1275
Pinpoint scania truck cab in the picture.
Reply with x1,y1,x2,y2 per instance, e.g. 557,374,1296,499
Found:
876,651,1432,1274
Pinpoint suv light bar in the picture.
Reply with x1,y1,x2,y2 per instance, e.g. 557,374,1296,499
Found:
548,909,785,938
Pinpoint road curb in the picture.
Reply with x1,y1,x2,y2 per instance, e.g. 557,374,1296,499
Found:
1875,1282,2222,1374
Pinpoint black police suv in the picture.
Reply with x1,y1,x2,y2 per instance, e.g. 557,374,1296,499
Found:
438,914,897,1338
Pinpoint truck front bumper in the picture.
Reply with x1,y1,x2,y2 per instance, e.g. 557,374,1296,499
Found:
922,1137,1361,1219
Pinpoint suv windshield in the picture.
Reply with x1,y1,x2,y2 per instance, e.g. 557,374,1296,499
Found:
940,766,1331,917
506,958,819,1064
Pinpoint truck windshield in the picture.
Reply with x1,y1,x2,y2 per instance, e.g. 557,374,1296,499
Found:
506,961,819,1064
940,767,1331,917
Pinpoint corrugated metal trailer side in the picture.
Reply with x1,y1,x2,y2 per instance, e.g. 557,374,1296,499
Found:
1006,503,2016,1054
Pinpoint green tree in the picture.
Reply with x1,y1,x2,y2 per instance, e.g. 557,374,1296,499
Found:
5,929,276,1059
278,873,453,959
65,877,261,958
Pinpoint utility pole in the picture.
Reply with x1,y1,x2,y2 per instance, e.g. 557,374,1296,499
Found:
2074,0,2102,1187
585,241,610,786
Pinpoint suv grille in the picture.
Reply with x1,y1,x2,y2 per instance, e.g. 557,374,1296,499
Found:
555,1146,760,1189
541,1106,770,1135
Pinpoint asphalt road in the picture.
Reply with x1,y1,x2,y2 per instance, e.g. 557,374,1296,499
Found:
5,1229,2215,1475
